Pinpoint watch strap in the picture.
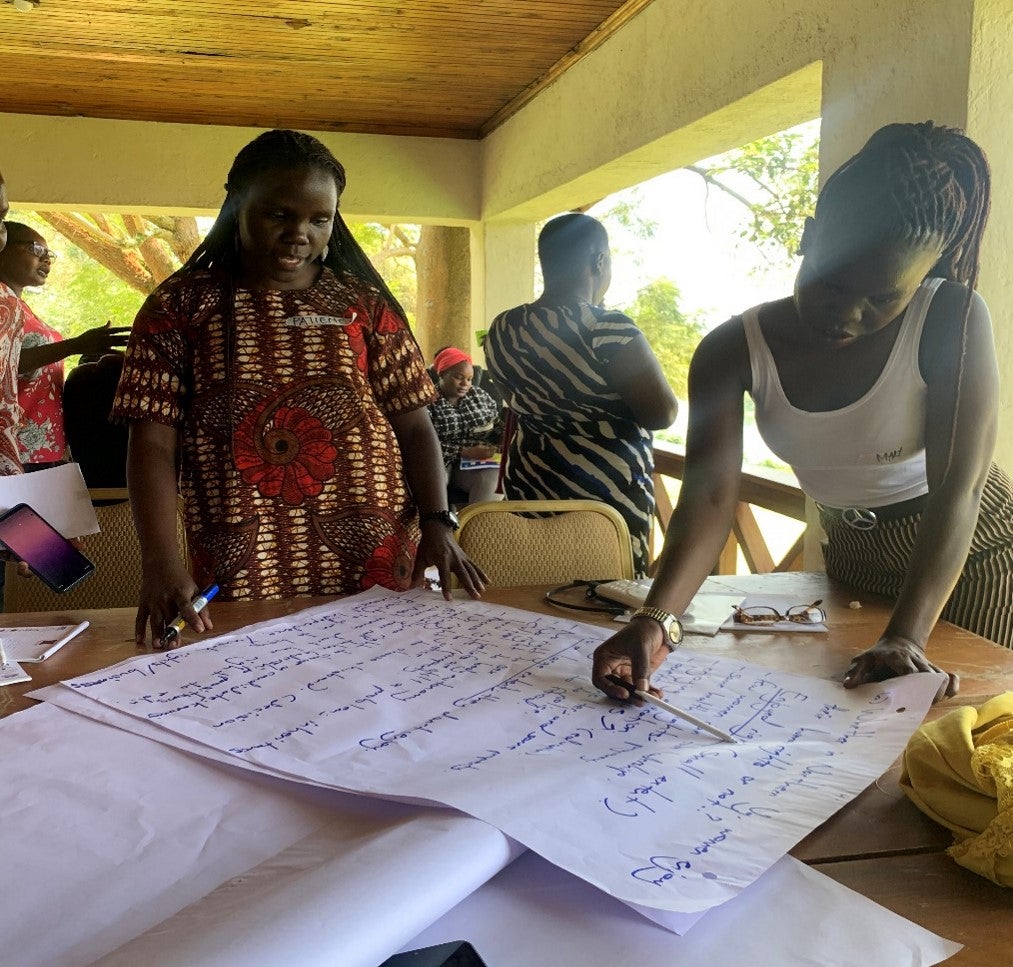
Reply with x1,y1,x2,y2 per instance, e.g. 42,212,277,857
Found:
630,606,683,650
419,510,459,530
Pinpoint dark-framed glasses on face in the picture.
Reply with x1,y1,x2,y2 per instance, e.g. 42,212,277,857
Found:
732,599,826,626
18,241,57,260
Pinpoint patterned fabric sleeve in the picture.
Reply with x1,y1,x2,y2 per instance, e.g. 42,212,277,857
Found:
0,285,24,474
591,310,642,363
429,387,499,470
364,297,438,417
111,280,192,428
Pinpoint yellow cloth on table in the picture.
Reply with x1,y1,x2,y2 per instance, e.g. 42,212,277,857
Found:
900,693,1013,887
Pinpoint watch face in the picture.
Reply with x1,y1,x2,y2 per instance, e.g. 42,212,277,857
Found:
446,510,460,528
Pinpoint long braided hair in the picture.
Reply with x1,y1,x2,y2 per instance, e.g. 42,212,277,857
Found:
815,121,991,294
815,121,992,481
183,128,409,324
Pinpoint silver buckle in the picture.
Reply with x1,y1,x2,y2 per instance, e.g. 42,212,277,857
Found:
841,507,878,530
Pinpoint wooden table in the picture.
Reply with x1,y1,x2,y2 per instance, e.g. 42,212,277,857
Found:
3,572,1012,964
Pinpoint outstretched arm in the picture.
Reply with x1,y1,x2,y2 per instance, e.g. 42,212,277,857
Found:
844,285,998,699
19,322,129,374
592,321,750,698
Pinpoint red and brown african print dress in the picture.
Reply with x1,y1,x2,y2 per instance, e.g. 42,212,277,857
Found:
112,267,437,600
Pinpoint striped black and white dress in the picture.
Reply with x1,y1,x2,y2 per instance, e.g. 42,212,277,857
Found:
484,302,655,574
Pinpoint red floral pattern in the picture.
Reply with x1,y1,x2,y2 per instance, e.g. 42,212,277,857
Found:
234,403,338,505
360,533,415,591
112,268,438,600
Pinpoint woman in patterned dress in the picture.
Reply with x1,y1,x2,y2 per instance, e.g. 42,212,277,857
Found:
428,346,502,508
484,213,678,575
114,130,486,646
0,221,128,470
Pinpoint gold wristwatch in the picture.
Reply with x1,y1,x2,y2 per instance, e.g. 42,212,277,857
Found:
630,607,683,651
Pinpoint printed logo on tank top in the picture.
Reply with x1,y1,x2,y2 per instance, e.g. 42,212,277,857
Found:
286,309,358,328
876,447,904,464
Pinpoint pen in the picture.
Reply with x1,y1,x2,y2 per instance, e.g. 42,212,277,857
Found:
0,639,7,668
606,674,738,743
160,584,220,648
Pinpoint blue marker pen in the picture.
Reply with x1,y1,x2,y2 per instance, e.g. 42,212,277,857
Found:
159,584,220,647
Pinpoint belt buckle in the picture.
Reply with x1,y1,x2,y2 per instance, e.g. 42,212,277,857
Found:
842,507,878,530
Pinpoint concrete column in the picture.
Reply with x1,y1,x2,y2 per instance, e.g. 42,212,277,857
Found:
968,0,1013,471
471,221,537,363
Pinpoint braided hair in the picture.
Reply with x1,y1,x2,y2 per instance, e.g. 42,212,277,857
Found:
816,122,992,482
815,121,991,293
184,128,409,322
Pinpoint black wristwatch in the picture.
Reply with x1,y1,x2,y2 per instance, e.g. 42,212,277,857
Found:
419,510,460,531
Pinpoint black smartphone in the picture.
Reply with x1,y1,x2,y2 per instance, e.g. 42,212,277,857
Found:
0,503,96,594
381,941,488,966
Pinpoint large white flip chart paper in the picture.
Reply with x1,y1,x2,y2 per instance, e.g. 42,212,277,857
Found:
58,587,941,915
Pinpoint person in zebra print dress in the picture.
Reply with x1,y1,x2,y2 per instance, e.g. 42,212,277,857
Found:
484,213,678,575
593,122,1010,706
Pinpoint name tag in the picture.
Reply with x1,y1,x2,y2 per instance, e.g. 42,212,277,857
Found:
286,310,358,328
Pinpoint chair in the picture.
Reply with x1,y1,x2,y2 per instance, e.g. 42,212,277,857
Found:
3,489,189,612
455,499,635,587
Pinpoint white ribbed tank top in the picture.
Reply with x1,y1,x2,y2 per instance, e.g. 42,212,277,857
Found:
743,277,942,508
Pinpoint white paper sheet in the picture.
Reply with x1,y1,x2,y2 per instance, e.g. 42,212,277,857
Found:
0,462,99,536
1,621,90,661
0,703,515,967
399,852,962,967
52,587,942,916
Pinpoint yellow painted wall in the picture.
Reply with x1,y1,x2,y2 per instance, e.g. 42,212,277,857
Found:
969,0,1013,471
0,112,482,224
482,0,974,220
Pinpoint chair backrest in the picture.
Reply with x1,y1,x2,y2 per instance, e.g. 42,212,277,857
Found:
455,499,635,587
3,489,189,613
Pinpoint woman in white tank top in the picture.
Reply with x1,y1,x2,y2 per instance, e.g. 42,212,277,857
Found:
593,122,1011,703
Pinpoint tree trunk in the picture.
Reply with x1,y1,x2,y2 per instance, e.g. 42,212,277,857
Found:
414,225,471,361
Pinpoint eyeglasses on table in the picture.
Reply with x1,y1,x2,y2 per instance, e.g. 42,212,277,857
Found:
732,599,826,625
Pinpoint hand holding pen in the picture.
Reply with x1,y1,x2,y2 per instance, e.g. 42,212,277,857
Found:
157,584,219,649
606,674,738,743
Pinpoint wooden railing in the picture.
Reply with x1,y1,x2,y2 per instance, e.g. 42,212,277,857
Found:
651,443,807,576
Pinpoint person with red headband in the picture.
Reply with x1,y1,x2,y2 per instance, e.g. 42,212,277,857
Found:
429,346,502,508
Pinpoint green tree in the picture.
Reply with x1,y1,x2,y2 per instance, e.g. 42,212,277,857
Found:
619,278,706,399
349,222,420,326
687,123,820,264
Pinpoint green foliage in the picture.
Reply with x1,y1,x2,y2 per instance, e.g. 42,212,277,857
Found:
618,278,706,399
8,210,145,344
598,189,658,242
693,123,819,263
349,221,420,327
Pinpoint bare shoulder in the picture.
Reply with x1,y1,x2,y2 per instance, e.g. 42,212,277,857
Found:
690,315,752,392
920,280,994,383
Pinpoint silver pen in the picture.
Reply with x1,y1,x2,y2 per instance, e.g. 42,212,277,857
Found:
606,675,738,743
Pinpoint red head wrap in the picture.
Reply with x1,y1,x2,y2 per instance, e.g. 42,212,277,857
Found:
434,347,471,374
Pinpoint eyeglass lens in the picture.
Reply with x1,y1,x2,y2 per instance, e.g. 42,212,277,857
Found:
733,600,825,624
24,242,56,260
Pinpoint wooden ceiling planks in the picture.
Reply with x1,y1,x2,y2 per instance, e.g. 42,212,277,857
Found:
0,0,654,138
